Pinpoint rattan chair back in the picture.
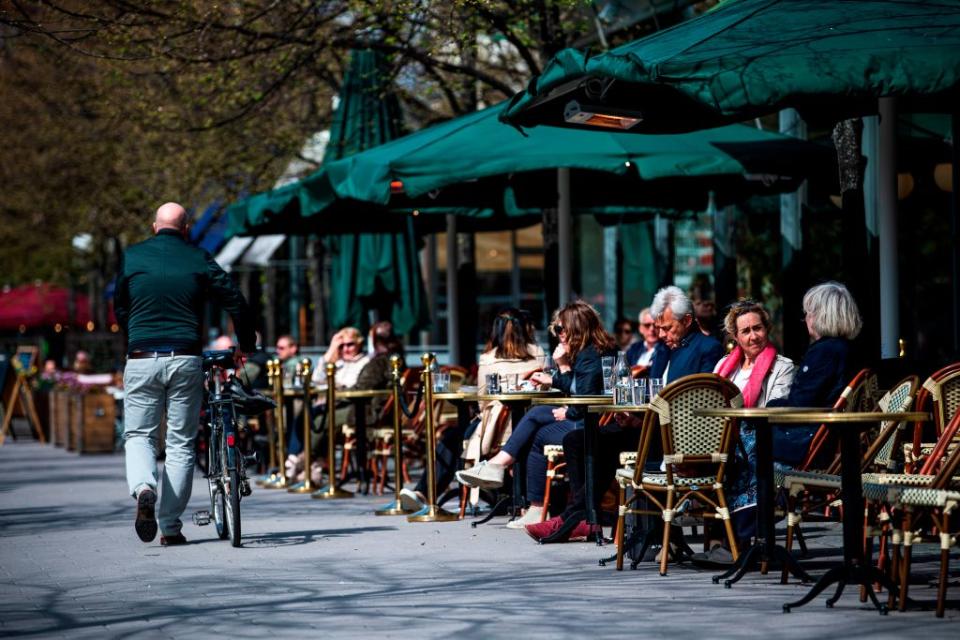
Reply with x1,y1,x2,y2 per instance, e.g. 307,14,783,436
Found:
864,376,918,472
798,368,876,473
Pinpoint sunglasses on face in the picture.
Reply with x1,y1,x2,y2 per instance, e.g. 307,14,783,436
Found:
553,324,566,335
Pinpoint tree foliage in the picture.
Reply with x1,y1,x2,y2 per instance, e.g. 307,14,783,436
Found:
1,0,705,286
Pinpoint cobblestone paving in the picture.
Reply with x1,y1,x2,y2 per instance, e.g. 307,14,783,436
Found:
1,443,957,638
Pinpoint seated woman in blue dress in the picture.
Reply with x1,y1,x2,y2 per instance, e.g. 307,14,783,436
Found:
456,300,615,529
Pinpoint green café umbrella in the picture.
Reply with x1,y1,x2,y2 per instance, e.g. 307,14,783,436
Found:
304,100,832,213
322,49,429,335
502,0,960,132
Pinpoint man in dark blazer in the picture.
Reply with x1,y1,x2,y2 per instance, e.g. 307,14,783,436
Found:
649,286,724,382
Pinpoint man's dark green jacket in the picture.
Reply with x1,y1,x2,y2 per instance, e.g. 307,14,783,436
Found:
114,228,256,354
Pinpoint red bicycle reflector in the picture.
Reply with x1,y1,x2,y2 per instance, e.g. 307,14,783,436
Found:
390,180,404,194
226,434,236,447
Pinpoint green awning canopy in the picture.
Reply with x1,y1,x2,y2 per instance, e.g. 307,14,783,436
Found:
502,0,960,132
306,100,833,214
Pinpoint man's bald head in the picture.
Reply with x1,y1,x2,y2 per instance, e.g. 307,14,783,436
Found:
153,202,188,236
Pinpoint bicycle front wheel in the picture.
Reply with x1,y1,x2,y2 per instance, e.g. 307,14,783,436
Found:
207,438,228,540
226,465,242,547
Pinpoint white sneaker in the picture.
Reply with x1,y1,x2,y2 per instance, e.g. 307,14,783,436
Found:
506,506,543,529
455,461,506,489
399,488,425,512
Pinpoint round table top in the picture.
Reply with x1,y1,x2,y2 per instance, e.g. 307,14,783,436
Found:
776,410,930,424
531,394,613,406
477,390,561,402
337,388,393,399
694,407,832,419
432,391,479,401
588,404,650,413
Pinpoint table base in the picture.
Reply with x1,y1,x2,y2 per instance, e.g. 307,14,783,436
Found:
783,563,898,614
713,542,813,587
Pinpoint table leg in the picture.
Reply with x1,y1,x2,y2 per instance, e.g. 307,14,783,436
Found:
714,417,812,587
782,425,895,614
584,410,599,526
353,399,369,494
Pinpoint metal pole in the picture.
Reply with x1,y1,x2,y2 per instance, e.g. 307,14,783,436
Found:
951,112,960,356
408,353,458,522
558,168,572,305
376,355,414,515
877,98,900,359
313,362,353,499
263,358,288,489
256,359,279,486
445,215,460,364
603,225,619,328
288,358,314,493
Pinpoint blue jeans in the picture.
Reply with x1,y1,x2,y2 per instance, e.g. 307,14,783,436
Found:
500,405,577,503
123,355,203,537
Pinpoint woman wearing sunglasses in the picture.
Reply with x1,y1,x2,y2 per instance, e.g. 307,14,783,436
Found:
456,300,615,530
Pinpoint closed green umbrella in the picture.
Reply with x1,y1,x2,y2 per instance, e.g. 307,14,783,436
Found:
502,0,960,131
321,49,429,335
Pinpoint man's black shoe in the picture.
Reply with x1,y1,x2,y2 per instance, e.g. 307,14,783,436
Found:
135,488,158,543
160,533,188,546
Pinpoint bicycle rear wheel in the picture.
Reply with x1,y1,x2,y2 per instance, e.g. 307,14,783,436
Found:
226,465,242,547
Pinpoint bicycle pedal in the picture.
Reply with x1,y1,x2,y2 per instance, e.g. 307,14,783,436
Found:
240,481,252,497
242,452,259,467
192,510,211,526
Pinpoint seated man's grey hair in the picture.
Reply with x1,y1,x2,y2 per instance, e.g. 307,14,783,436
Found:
650,285,693,320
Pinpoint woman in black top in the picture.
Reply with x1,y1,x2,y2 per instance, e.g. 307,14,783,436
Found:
769,281,862,464
456,301,616,528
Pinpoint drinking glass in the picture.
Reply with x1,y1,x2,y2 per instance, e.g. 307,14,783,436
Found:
631,378,647,405
601,356,615,394
485,373,500,394
648,377,665,400
433,372,450,392
542,355,557,378
499,373,519,392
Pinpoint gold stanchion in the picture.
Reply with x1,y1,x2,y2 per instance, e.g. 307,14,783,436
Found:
376,355,415,515
313,362,354,499
262,358,288,489
408,353,458,522
288,358,315,493
255,359,279,486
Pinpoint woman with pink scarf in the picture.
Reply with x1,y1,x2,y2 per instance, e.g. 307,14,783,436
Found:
695,300,794,565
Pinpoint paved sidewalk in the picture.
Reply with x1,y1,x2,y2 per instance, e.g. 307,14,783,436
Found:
0,443,956,638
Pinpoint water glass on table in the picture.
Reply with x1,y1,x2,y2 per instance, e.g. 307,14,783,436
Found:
433,372,450,393
601,356,615,394
648,377,665,400
499,373,519,392
630,378,648,405
485,373,500,394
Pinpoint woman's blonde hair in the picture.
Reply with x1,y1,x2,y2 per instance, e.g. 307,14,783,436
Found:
803,282,862,340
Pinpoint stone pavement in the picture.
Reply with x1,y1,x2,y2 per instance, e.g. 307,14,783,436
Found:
0,442,957,639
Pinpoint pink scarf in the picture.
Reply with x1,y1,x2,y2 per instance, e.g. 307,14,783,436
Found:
717,343,777,408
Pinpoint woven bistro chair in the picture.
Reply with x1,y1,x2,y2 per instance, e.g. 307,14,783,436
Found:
613,373,743,576
905,363,960,473
864,411,960,617
777,376,917,584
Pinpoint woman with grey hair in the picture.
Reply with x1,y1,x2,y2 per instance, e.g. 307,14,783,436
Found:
768,281,862,464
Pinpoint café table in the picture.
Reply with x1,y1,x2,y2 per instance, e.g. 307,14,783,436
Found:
469,389,561,525
333,387,393,494
531,394,613,542
774,410,929,614
695,407,929,613
588,403,650,559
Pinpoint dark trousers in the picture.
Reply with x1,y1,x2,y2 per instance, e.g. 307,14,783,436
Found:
500,405,576,503
560,423,642,521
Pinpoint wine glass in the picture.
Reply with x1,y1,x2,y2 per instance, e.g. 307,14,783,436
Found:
542,354,557,378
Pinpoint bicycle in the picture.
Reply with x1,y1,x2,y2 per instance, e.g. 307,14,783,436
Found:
193,348,271,547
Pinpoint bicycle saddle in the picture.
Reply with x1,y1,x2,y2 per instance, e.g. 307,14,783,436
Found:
202,349,236,371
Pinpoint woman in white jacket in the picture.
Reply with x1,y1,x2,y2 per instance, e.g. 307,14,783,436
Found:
698,300,794,563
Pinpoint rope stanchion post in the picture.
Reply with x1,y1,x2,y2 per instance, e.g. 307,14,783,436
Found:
376,355,416,515
313,362,354,499
262,358,288,489
255,359,280,487
408,353,458,522
288,358,315,493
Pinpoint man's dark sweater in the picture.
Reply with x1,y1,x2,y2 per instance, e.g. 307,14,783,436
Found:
649,328,724,382
114,229,256,354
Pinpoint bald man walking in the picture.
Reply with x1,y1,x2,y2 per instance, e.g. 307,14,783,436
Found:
114,202,256,545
